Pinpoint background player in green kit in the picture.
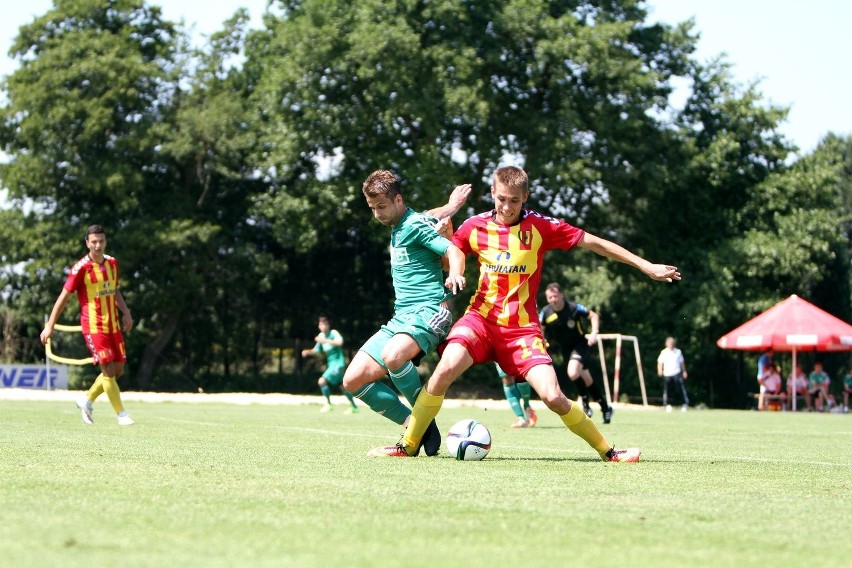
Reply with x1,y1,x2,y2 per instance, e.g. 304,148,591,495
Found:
343,169,469,456
301,316,357,414
496,363,537,428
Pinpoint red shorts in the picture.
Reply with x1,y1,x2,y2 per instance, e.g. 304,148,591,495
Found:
83,331,127,366
444,311,552,378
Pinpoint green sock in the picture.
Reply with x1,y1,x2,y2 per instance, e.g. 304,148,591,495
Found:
320,384,332,403
503,383,526,419
517,381,532,411
388,361,421,405
343,389,357,408
352,382,411,425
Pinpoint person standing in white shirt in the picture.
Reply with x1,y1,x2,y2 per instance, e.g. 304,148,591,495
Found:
657,337,689,412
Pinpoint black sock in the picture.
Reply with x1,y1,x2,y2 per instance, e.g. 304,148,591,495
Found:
574,379,589,399
588,383,609,410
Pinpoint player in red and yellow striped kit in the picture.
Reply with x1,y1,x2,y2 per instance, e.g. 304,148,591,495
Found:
369,166,680,462
41,225,134,425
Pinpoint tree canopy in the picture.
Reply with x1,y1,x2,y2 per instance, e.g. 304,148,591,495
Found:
1,0,849,404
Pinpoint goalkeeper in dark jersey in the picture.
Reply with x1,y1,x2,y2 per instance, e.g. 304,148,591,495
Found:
539,282,613,424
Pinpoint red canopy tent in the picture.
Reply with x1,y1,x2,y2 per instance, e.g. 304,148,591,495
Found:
717,294,852,410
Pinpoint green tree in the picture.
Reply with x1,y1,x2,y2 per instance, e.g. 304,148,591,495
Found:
248,0,695,349
608,60,849,407
0,0,179,385
0,1,269,388
4,1,846,403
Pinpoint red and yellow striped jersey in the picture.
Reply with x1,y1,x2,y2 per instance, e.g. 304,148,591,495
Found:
63,254,121,335
452,210,585,327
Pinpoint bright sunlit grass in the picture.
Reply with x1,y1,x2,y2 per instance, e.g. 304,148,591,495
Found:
1,399,849,567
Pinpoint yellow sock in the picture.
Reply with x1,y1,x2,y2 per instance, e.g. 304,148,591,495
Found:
402,389,444,455
560,402,611,457
87,374,105,402
100,375,125,414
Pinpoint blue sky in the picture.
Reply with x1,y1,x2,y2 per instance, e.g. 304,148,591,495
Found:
1,0,849,156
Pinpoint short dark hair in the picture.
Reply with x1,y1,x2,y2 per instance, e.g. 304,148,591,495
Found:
85,224,106,240
318,316,330,324
362,170,401,199
545,282,562,293
494,166,529,193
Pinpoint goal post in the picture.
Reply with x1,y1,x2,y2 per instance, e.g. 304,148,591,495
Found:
44,320,93,390
594,333,648,407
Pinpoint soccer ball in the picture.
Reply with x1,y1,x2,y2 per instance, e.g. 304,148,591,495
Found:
446,419,492,461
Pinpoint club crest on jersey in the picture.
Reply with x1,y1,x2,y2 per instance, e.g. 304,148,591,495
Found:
517,229,532,246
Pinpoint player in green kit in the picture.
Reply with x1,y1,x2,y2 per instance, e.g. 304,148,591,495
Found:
301,316,357,414
497,363,537,428
342,169,469,456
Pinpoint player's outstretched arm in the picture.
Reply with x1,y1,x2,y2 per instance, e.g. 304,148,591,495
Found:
115,290,133,333
443,244,466,294
40,289,73,344
578,233,681,283
426,184,472,220
587,309,600,346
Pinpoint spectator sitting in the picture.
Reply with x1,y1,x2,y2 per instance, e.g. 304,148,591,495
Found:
786,364,809,411
808,361,831,412
758,363,785,410
843,369,851,413
756,348,774,410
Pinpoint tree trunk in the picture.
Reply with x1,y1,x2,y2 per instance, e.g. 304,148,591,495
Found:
1,309,18,362
135,312,182,389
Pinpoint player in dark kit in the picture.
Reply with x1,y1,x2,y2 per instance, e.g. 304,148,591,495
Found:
539,283,613,424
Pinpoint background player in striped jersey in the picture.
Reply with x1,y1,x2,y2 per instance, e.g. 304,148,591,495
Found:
342,170,469,455
40,225,134,425
301,316,358,414
370,166,680,462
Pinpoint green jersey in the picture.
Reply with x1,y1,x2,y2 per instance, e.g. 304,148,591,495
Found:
808,370,829,389
314,330,345,368
390,208,451,312
844,373,852,389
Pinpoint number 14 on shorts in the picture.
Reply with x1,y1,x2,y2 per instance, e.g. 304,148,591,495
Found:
515,337,547,360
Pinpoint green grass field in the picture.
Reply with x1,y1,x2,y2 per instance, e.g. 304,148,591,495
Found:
1,399,850,567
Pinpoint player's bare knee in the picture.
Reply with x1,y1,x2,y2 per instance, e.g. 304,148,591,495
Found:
380,347,405,370
318,377,328,387
342,372,365,392
427,370,456,395
543,393,571,414
539,390,561,408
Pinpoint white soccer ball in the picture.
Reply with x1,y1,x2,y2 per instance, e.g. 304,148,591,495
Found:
446,419,492,461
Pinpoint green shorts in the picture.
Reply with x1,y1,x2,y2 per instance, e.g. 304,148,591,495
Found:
360,304,452,370
322,364,345,386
